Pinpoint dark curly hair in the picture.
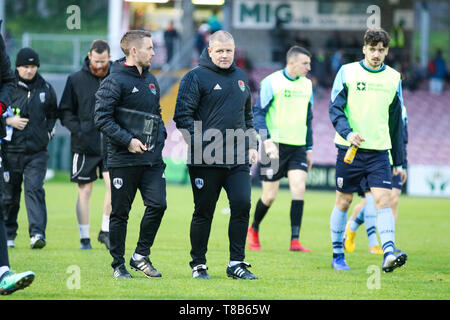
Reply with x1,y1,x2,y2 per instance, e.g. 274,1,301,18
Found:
364,28,390,47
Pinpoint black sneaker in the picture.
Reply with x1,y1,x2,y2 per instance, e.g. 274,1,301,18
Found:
226,262,258,280
80,238,92,250
192,264,210,279
130,255,162,278
30,234,46,249
98,231,110,250
113,264,132,279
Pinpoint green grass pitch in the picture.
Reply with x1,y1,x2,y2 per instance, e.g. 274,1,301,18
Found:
3,174,450,300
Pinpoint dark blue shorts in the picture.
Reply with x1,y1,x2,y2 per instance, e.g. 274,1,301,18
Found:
357,177,370,197
260,143,308,182
392,172,403,190
335,148,392,193
357,171,403,197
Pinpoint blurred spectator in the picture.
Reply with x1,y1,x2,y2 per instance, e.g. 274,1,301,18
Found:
270,18,288,64
294,33,311,49
402,59,424,92
195,23,210,56
346,36,361,62
235,48,256,92
390,20,407,62
326,31,343,52
207,9,222,33
390,20,406,49
428,49,447,95
330,49,345,76
310,49,330,94
163,21,178,64
4,29,14,55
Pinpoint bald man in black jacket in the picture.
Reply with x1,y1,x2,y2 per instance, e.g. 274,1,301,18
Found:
174,30,258,280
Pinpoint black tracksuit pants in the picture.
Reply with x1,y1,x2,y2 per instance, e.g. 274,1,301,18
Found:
188,165,251,268
0,150,10,267
3,151,48,240
109,165,166,269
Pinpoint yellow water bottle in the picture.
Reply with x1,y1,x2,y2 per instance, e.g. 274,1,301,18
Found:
344,145,358,164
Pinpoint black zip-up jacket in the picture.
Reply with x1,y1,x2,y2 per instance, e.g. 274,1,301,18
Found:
173,48,257,167
94,58,166,168
59,57,111,155
3,71,57,154
0,20,16,138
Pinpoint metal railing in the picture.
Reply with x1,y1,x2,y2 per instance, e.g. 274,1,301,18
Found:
21,33,107,72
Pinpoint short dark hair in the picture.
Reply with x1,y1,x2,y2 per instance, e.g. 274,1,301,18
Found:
286,46,311,61
90,39,110,54
364,28,390,47
120,30,152,56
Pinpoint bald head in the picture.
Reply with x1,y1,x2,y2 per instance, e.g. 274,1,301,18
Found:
208,30,234,47
208,30,235,69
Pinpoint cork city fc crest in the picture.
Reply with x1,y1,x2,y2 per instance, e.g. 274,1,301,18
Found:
113,178,123,189
238,80,245,92
195,178,204,189
149,83,156,95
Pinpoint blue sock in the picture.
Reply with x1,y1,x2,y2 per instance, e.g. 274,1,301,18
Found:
377,207,395,254
330,206,348,255
350,205,365,232
364,194,379,248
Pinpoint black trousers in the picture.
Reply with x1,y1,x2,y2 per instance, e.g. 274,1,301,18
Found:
3,151,48,240
188,165,251,268
0,151,10,267
109,165,166,269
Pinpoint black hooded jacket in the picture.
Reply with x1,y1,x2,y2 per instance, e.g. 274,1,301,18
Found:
3,71,57,154
94,58,166,168
173,48,257,167
0,20,16,138
59,56,111,155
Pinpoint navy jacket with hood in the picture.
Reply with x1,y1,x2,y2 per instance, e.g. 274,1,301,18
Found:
3,71,57,154
173,48,257,167
59,56,111,156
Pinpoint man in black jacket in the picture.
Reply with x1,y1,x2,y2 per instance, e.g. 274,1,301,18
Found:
59,40,112,250
0,20,35,294
95,30,167,279
2,47,57,249
174,31,258,280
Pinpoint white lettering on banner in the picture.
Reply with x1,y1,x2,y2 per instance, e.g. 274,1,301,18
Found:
233,0,405,30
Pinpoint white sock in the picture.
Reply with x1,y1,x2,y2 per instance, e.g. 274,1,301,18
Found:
132,253,146,261
79,224,90,239
0,266,10,278
101,214,110,232
228,261,242,267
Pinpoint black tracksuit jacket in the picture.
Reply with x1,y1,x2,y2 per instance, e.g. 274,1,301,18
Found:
59,57,111,156
0,21,15,138
94,58,166,168
3,72,57,154
173,48,257,168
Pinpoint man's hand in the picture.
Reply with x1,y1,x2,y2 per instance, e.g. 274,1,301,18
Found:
395,167,407,184
347,132,365,147
249,148,258,164
306,150,313,171
392,166,403,178
128,138,147,154
6,116,29,130
263,139,279,159
401,170,407,185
